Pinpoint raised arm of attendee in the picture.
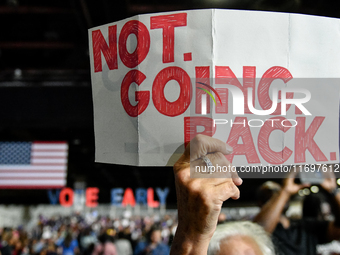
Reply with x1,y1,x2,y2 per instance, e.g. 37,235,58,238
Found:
170,134,242,255
253,171,309,233
320,166,340,241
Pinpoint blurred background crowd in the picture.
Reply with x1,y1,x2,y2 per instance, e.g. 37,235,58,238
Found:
0,212,178,255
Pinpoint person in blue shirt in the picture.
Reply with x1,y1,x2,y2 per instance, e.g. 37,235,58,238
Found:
134,226,169,255
59,232,79,255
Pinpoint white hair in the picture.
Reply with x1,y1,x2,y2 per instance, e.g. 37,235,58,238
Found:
207,221,275,255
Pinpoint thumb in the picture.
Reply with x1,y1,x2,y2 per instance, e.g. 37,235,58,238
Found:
185,134,233,161
298,183,311,190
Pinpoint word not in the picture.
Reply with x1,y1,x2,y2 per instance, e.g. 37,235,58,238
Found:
92,13,187,71
48,187,169,208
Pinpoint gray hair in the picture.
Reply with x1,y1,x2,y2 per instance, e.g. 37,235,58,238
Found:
208,221,275,255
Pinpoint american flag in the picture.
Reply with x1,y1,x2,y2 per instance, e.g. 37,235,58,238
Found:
0,141,68,189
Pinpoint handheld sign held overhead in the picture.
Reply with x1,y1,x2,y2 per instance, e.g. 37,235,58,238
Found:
89,9,340,171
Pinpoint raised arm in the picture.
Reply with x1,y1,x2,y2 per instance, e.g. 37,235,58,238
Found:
170,134,242,255
253,170,309,233
320,165,340,241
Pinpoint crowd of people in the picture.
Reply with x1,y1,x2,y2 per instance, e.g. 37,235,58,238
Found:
0,212,177,255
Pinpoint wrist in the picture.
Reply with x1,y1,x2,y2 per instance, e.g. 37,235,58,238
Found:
281,187,293,198
170,226,211,255
329,187,340,196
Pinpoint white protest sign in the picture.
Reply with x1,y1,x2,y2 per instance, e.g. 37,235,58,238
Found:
89,9,340,167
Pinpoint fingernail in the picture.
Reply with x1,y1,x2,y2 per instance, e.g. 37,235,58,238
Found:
238,177,243,184
226,144,233,153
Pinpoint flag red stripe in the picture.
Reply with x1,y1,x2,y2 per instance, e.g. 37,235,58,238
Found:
0,185,64,189
0,177,65,180
0,170,65,173
32,156,67,159
32,149,67,152
31,163,66,166
33,141,67,144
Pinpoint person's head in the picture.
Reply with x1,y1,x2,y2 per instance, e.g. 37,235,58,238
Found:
147,225,162,244
256,181,281,207
63,232,73,248
303,192,330,220
98,232,115,244
1,230,13,245
207,221,275,255
257,181,290,216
